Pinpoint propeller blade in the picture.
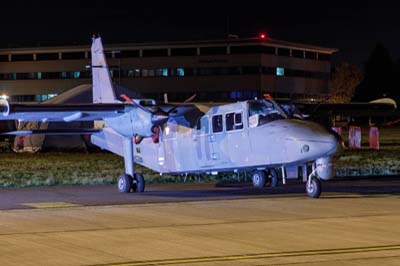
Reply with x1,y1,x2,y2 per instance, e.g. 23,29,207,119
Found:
166,94,197,115
183,93,197,104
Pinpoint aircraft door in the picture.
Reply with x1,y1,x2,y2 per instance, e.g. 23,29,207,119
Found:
210,114,228,165
194,116,214,167
225,111,250,166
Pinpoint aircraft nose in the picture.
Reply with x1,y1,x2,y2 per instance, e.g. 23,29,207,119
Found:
280,119,342,158
328,129,343,155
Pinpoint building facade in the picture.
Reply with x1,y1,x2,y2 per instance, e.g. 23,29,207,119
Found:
0,37,337,103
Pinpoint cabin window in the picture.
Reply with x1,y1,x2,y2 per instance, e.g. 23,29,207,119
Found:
234,112,243,129
226,112,243,131
212,115,223,133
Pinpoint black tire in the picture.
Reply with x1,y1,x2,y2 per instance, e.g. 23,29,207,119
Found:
252,170,266,189
266,169,279,188
117,174,132,193
306,177,321,198
133,173,145,193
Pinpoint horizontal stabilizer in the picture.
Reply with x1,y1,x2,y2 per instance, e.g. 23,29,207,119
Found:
1,129,101,136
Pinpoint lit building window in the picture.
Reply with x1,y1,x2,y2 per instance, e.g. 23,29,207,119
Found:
135,69,140,77
162,68,169,77
276,67,285,76
37,72,42,80
177,68,185,77
73,71,80,78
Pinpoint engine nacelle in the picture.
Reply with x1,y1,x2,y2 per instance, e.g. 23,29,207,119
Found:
315,156,334,180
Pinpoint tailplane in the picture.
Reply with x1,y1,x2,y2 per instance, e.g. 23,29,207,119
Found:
91,36,118,103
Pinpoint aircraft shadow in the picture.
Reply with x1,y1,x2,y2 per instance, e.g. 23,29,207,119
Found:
141,176,400,199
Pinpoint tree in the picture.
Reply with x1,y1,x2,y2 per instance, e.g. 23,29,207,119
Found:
354,42,395,101
330,62,363,103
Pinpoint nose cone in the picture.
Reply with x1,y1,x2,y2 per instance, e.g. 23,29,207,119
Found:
277,119,342,161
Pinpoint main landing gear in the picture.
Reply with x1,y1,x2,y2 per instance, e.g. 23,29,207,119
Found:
252,169,278,189
117,173,145,193
251,166,323,198
118,137,146,193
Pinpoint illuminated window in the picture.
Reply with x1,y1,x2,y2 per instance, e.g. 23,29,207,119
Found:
73,71,80,78
135,69,141,77
177,68,185,77
276,67,285,76
162,68,169,77
37,72,42,80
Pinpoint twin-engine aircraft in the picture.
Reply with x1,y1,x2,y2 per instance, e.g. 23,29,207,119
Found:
0,36,341,198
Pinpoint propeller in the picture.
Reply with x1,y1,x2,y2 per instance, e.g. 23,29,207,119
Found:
120,93,196,128
164,94,197,115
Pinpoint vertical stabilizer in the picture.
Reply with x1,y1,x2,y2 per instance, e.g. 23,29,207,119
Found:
91,36,118,103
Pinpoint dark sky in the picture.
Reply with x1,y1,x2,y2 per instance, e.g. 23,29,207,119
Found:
1,0,400,66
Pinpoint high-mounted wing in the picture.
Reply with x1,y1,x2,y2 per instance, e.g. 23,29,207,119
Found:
0,100,127,122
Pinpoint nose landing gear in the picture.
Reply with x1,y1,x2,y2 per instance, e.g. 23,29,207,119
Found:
306,176,321,198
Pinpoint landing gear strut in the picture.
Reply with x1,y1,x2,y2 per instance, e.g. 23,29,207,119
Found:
117,137,146,193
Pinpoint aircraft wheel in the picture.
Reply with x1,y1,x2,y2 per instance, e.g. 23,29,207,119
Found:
306,177,321,198
252,170,266,189
132,173,145,193
117,174,132,193
266,169,279,187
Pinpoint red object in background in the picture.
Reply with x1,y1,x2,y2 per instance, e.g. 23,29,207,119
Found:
259,33,267,39
120,94,133,103
332,127,342,137
369,127,380,150
348,126,361,149
263,93,272,99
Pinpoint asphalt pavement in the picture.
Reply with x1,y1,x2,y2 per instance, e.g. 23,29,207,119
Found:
0,177,399,266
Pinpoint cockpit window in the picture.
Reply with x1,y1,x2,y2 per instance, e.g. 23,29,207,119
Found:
248,99,287,127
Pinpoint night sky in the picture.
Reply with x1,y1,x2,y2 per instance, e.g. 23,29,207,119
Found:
1,0,400,66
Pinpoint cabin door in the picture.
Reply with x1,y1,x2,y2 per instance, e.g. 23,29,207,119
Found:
194,116,214,167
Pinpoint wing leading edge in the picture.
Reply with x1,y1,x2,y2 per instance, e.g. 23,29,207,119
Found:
0,100,128,122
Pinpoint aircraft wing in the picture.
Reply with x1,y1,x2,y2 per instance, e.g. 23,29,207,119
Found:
1,128,101,135
0,100,127,122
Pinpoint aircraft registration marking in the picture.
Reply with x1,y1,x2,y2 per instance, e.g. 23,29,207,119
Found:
102,244,400,266
21,202,81,209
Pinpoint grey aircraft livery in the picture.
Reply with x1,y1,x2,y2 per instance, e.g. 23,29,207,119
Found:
0,36,342,198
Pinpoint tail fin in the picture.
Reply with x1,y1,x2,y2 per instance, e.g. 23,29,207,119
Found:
91,36,118,103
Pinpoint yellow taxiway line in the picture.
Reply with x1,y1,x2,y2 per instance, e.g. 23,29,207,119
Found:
21,202,81,208
103,244,400,266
